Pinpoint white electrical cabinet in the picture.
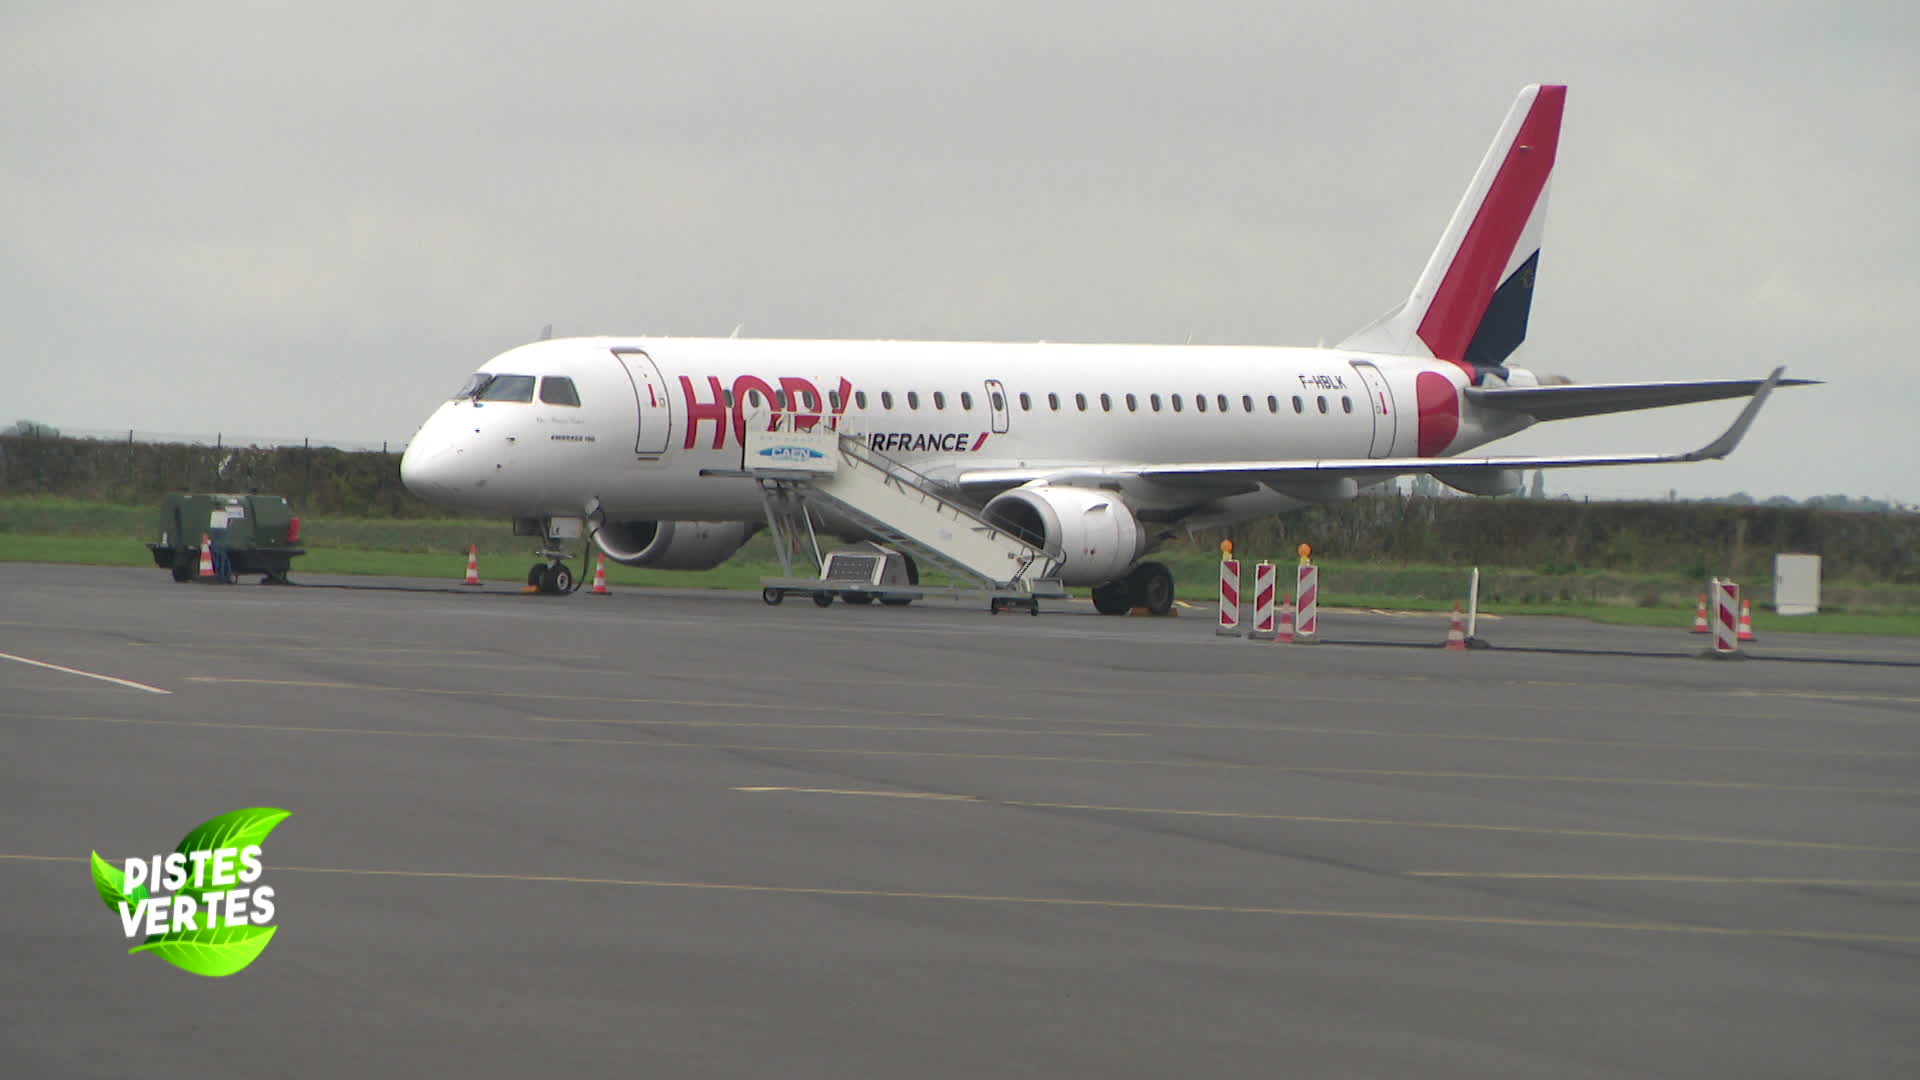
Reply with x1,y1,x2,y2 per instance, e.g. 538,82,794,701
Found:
1773,553,1822,615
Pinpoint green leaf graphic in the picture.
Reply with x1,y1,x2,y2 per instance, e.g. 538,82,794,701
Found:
170,807,290,904
89,851,147,912
131,923,278,977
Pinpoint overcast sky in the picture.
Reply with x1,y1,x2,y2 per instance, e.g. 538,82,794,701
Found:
5,1,1914,501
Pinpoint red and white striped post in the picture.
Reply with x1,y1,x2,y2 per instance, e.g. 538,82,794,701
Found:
1294,544,1320,644
1715,580,1741,654
1250,562,1276,640
1216,541,1241,636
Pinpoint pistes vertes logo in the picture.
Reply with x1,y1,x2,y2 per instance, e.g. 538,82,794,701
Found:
88,807,289,977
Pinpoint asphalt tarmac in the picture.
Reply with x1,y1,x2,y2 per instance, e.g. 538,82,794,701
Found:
4,564,1917,1077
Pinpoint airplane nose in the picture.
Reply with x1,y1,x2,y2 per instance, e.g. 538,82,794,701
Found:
400,436,460,498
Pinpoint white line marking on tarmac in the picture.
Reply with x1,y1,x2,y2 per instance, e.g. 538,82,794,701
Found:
40,705,1918,797
1407,872,1920,887
732,787,1920,854
0,651,169,695
2,853,1910,946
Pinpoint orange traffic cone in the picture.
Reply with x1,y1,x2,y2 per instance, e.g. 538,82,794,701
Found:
1444,603,1468,651
1738,597,1757,642
589,552,610,595
1274,594,1294,643
1690,593,1709,634
197,534,216,579
461,544,481,585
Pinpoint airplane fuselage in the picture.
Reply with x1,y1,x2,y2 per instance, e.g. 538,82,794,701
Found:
400,336,1533,527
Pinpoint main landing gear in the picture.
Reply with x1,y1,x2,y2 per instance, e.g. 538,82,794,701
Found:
1091,561,1174,616
527,560,575,594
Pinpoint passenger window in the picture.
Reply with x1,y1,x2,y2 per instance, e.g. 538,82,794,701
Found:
932,391,945,410
538,377,581,407
476,374,536,403
773,390,788,409
1075,393,1087,411
1292,395,1304,414
1151,393,1162,412
907,391,920,410
1267,395,1278,413
723,389,735,409
1125,393,1137,412
880,391,893,410
1099,393,1112,412
961,391,973,410
855,390,868,409
1018,392,1031,411
1317,395,1328,414
1241,394,1253,413
748,390,764,407
1172,394,1183,412
1048,393,1060,411
1342,396,1354,414
991,391,1004,411
1218,394,1230,413
827,390,839,410
1196,394,1208,413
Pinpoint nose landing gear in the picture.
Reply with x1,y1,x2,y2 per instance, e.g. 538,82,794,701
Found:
515,514,585,594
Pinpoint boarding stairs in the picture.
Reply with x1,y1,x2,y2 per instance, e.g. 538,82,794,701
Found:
735,417,1066,605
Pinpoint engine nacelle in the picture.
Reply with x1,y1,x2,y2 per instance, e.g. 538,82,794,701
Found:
981,484,1147,587
1428,468,1524,497
592,520,754,570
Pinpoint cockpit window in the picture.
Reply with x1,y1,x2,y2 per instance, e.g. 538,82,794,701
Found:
539,376,581,407
452,373,492,400
475,375,536,403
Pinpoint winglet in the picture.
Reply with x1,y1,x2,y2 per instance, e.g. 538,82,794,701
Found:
1686,367,1785,461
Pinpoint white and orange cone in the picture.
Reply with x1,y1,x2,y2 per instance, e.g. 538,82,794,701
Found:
1444,602,1468,651
589,552,610,595
461,544,481,585
1275,594,1294,643
197,534,216,579
1690,593,1709,634
1738,596,1757,642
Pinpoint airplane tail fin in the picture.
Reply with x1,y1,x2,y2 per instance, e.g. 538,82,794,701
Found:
1339,84,1566,383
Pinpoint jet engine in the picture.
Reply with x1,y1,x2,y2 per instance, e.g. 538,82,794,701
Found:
591,520,754,570
981,484,1147,586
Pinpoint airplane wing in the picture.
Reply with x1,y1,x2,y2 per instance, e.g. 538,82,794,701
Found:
957,367,1787,494
1465,374,1816,421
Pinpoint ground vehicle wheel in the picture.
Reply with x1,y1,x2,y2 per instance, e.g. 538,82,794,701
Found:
1128,561,1175,616
1090,579,1132,615
843,591,875,605
880,553,919,606
541,563,574,594
812,591,835,607
762,588,785,605
170,552,193,583
527,564,545,587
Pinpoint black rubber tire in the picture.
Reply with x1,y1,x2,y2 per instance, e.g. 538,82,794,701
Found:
762,588,785,606
880,553,920,606
527,564,546,587
1090,579,1132,615
843,592,876,605
1129,562,1175,616
171,555,193,583
541,564,573,594
812,591,835,608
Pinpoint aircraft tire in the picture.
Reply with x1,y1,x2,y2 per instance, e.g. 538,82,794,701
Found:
527,564,545,587
1090,579,1132,615
541,564,574,594
1128,562,1175,616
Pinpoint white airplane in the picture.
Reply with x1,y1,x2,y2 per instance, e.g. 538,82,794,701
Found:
400,84,1807,612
